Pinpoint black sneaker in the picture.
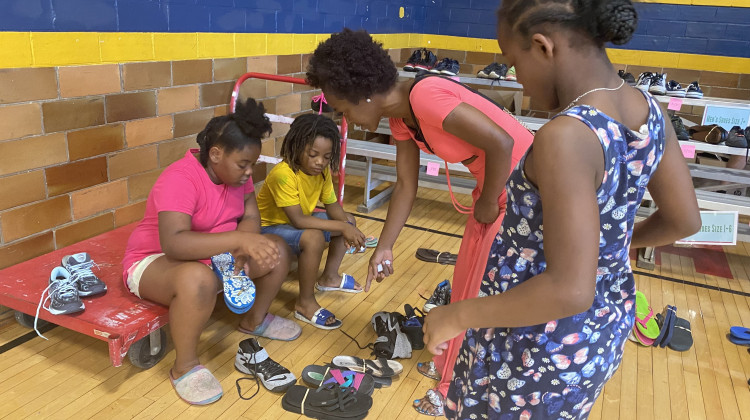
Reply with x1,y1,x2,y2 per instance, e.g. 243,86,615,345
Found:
726,126,748,148
649,73,667,95
235,338,296,392
415,49,437,71
371,311,411,359
44,266,85,315
489,63,508,80
618,70,636,85
636,72,655,92
403,49,421,72
430,58,451,74
423,279,451,313
477,63,494,78
666,80,686,98
440,59,460,76
686,81,704,99
671,115,690,140
62,252,107,296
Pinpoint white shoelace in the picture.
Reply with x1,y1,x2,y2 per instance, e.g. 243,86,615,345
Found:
67,260,99,283
34,276,78,339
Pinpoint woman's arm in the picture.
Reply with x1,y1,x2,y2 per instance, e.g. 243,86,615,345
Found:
364,138,421,291
442,103,515,223
423,120,603,353
630,123,701,248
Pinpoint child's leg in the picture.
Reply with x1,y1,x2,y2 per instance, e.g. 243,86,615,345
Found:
137,257,220,378
296,228,337,325
318,212,362,290
238,234,292,331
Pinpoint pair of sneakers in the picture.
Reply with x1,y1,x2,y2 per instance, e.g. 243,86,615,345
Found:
40,252,107,316
211,252,256,314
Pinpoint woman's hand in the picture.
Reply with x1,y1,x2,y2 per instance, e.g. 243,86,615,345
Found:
365,247,394,292
423,304,465,355
473,193,500,224
234,233,280,273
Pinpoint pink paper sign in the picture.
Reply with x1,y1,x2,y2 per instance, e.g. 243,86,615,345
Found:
668,98,683,111
426,162,440,176
680,143,695,159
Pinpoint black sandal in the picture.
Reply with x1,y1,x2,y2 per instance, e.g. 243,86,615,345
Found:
416,248,457,265
281,384,371,419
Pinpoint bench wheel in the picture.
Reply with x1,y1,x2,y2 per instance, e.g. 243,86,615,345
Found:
128,328,167,369
14,311,48,329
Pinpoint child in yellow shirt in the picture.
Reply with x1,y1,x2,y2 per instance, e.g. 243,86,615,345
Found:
257,114,365,329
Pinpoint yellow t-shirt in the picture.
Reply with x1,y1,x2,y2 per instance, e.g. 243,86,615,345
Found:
257,161,338,226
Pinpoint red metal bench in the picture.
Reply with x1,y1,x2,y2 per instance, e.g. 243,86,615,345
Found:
0,223,169,368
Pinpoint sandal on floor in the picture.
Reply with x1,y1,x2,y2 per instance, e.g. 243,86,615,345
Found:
301,364,375,396
331,356,403,378
413,388,445,417
417,360,441,380
634,291,660,339
294,307,343,330
346,246,366,254
316,274,363,293
281,384,371,420
169,365,223,405
365,236,378,248
655,306,676,348
669,316,693,351
416,248,457,265
730,326,750,341
238,313,302,341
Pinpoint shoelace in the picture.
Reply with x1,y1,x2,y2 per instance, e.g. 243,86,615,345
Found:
236,350,261,401
34,276,78,339
67,260,99,284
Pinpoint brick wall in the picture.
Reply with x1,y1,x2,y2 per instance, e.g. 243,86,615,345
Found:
0,54,334,270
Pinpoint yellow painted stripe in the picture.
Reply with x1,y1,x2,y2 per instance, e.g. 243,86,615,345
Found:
1,31,749,74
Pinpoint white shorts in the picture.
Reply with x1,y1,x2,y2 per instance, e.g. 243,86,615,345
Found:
125,253,165,298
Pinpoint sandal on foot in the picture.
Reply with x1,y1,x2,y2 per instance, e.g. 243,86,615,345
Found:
413,388,445,417
417,360,441,380
281,384,371,419
169,365,223,405
295,307,343,330
331,356,403,378
301,364,375,396
315,274,363,293
238,313,302,341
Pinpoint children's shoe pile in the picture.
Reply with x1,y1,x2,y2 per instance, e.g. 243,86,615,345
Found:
35,252,107,338
630,291,692,351
636,72,704,98
371,311,411,359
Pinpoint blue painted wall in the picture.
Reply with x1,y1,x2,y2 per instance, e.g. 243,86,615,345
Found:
0,0,748,58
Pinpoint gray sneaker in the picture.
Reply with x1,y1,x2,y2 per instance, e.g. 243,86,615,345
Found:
62,252,107,296
45,266,85,315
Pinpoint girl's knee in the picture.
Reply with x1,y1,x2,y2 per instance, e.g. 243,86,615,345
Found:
176,264,219,305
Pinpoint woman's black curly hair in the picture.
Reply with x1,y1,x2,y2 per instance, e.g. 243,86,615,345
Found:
498,0,638,48
306,28,398,104
281,113,341,175
196,98,272,167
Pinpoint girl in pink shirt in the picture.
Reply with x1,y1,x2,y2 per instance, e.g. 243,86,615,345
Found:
307,29,534,416
122,99,299,405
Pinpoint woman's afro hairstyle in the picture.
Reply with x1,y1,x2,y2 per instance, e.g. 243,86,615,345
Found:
306,28,398,104
195,98,272,166
499,0,638,48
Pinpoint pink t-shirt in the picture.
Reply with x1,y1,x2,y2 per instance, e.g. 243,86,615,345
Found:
122,148,254,281
389,76,532,166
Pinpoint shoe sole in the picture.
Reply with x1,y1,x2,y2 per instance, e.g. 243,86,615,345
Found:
666,92,686,98
440,70,457,76
48,303,85,315
78,287,107,297
686,93,704,99
649,87,667,95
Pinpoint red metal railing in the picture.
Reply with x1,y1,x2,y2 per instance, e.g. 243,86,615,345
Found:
230,72,349,205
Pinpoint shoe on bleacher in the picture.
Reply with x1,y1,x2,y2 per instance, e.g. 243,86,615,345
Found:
211,252,256,314
666,80,686,98
430,58,451,74
46,266,85,315
686,81,704,99
403,49,421,72
618,70,635,85
477,63,494,78
440,59,460,76
505,66,517,81
726,126,748,148
636,72,655,92
489,63,508,80
62,252,106,296
648,73,667,95
670,115,690,141
415,49,437,71
423,279,451,313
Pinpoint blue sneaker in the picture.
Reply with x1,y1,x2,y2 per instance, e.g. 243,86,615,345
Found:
686,81,704,99
440,59,460,76
211,253,256,314
666,80,686,98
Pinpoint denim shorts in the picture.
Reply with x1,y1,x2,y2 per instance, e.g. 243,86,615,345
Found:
260,211,331,255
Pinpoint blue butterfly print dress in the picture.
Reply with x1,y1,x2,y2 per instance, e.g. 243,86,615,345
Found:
446,91,665,420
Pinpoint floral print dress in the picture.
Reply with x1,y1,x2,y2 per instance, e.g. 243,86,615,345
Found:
446,91,665,420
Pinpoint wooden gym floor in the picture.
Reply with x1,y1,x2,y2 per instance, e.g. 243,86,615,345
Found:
0,177,749,419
